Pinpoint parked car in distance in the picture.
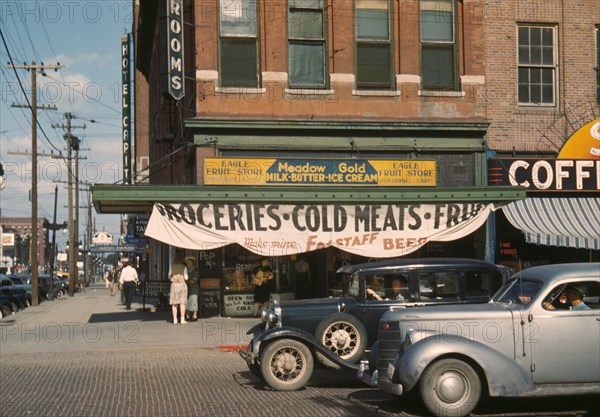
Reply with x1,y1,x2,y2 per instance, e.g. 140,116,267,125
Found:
365,262,600,417
0,275,32,307
9,274,49,301
239,258,507,391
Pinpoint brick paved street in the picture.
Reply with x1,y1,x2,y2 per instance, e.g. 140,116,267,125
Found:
1,286,597,417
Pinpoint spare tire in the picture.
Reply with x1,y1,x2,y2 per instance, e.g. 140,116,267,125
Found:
315,313,367,364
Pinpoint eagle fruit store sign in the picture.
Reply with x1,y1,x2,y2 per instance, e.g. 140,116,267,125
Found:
144,202,498,258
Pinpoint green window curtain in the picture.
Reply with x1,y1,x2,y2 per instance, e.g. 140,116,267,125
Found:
220,38,257,87
420,0,456,91
355,0,391,89
288,3,326,88
289,43,326,87
421,46,454,90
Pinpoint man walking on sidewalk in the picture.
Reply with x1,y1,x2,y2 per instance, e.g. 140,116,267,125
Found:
119,260,139,310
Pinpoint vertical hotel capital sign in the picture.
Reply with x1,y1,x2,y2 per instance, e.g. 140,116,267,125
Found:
121,34,131,184
167,0,185,100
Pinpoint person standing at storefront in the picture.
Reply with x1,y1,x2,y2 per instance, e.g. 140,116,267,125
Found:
185,256,200,322
295,257,312,299
118,260,139,310
251,257,274,317
169,254,189,324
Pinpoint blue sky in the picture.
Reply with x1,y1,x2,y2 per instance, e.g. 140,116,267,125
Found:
1,0,131,250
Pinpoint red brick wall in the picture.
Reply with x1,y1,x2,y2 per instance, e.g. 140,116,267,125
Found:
484,0,599,154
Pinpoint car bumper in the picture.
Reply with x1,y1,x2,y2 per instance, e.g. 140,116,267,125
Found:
238,324,264,365
357,362,378,387
378,379,404,396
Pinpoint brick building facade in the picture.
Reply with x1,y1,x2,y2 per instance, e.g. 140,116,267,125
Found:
92,0,598,312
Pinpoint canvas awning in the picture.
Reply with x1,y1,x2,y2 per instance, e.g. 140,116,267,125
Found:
502,197,600,250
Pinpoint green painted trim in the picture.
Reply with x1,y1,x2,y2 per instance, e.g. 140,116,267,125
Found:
184,118,489,132
193,135,485,151
91,184,525,214
186,119,489,151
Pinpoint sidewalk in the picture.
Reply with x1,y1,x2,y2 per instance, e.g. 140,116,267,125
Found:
0,283,257,354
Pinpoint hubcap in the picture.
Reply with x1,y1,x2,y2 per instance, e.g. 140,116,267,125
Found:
435,371,467,403
323,322,359,358
270,348,304,382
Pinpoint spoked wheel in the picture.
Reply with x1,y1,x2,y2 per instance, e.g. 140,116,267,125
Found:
315,313,367,364
419,359,482,417
260,339,314,391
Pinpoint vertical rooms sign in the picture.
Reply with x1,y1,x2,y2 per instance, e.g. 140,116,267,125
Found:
167,0,185,100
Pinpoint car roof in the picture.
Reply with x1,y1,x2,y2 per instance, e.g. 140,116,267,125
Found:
336,257,502,275
510,263,600,285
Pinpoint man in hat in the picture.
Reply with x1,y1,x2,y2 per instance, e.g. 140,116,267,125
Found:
566,284,591,310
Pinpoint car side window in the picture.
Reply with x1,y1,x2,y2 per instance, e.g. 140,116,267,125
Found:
365,274,385,299
419,271,459,301
465,271,491,298
543,281,600,311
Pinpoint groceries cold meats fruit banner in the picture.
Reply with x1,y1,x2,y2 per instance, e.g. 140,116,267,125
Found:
145,202,499,257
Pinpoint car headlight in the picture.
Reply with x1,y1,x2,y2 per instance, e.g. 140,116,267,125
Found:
260,308,278,327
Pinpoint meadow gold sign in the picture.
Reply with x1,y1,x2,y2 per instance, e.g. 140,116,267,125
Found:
204,158,436,186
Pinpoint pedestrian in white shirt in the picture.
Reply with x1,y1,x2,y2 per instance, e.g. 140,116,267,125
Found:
119,260,139,310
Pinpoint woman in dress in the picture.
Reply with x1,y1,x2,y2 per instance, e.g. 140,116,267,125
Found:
185,256,200,321
169,254,188,324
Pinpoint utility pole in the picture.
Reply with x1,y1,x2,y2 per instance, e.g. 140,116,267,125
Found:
52,113,86,296
7,61,61,306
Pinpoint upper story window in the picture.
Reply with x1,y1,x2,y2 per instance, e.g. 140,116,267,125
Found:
420,0,457,91
219,0,259,88
288,0,327,89
355,0,393,90
517,25,557,106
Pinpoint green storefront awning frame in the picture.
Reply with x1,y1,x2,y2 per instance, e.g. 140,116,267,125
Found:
91,184,526,214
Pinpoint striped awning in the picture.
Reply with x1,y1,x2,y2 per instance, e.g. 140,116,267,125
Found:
503,197,600,250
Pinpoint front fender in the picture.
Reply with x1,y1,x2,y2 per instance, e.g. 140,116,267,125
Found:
398,336,534,396
255,327,359,370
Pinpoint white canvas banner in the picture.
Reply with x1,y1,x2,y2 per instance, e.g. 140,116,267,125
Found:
145,202,499,258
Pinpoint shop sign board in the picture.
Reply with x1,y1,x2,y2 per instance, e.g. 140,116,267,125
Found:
145,202,497,258
223,293,254,316
203,157,436,186
90,244,147,253
488,159,599,192
167,0,184,100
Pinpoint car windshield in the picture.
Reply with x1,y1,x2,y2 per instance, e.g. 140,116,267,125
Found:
330,273,360,298
492,278,543,305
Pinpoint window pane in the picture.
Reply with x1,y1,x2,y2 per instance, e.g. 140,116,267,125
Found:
421,11,453,42
518,83,529,103
542,45,553,65
530,27,541,46
518,26,529,46
220,0,257,36
530,45,541,64
289,42,326,87
220,39,257,87
542,28,553,46
518,45,529,64
542,85,554,103
356,43,391,88
530,84,541,103
289,10,323,39
422,46,455,89
290,0,323,9
419,271,459,301
356,9,389,39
